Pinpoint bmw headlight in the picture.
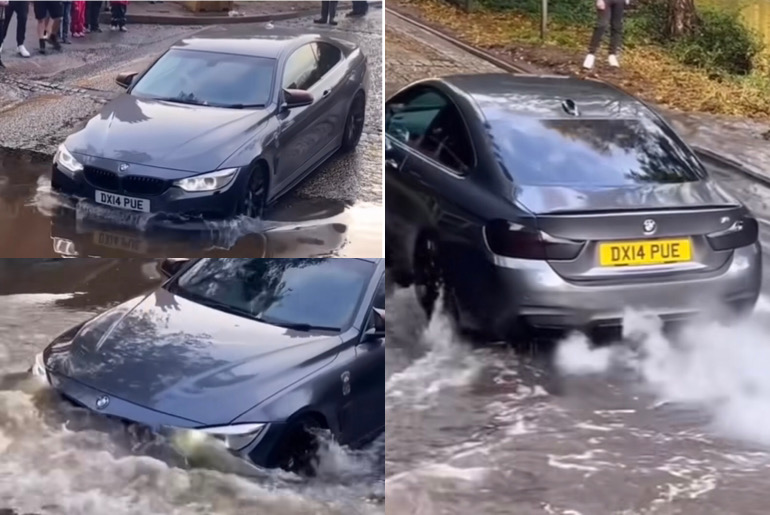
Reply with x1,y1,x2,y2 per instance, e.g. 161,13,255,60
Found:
54,144,84,176
174,168,238,192
186,423,267,451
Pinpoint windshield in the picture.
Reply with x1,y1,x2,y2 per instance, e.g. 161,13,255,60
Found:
131,48,275,107
485,112,706,186
169,258,373,330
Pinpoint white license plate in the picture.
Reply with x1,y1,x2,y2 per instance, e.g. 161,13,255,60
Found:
93,231,148,254
95,190,150,213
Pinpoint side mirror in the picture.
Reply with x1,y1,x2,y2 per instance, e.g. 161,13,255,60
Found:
283,89,314,109
160,258,188,278
115,71,138,89
363,307,385,341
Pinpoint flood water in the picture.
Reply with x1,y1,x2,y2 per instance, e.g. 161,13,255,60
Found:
0,259,384,515
0,149,382,258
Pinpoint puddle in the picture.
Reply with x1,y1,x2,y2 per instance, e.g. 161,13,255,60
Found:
0,148,382,258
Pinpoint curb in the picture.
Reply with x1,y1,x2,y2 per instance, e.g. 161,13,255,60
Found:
692,147,770,188
386,6,770,188
102,1,382,26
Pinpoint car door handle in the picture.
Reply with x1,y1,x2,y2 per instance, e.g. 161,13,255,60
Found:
322,89,331,97
385,158,399,169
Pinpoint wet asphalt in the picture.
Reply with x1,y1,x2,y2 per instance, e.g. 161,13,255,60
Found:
385,14,770,515
0,259,384,515
0,12,383,258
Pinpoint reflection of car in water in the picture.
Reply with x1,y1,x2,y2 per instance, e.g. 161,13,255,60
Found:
51,31,369,220
32,258,386,473
385,73,761,340
49,197,350,257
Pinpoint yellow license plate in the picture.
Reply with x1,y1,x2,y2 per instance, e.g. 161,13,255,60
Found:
599,238,692,267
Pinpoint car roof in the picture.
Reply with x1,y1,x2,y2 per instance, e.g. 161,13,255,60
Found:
440,73,646,119
170,33,332,59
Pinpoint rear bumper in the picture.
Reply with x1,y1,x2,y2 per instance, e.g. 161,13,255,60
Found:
470,242,761,332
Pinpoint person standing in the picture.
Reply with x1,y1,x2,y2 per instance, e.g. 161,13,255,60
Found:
85,0,102,32
71,0,85,37
59,0,71,43
583,0,629,70
314,1,338,26
0,1,31,58
33,1,63,54
110,1,127,32
348,1,368,17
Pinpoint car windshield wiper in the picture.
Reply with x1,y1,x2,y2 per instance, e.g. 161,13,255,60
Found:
222,103,267,109
257,319,341,332
151,96,209,107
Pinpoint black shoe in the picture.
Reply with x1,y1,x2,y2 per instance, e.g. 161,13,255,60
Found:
313,18,327,24
50,34,62,51
329,19,338,25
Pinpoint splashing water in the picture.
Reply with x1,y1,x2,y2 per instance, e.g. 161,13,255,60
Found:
555,301,770,447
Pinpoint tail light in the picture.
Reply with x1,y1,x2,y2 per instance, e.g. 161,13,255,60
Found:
706,216,758,251
484,219,585,260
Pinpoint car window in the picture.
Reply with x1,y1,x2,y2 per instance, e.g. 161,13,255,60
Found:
386,87,473,175
131,49,275,107
484,110,705,186
170,258,374,330
313,42,342,78
283,44,321,91
372,275,385,310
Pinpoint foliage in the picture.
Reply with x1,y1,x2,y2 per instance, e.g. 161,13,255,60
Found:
398,0,770,118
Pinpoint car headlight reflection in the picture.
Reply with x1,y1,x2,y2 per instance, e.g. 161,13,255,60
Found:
54,144,84,176
176,423,266,452
174,168,238,192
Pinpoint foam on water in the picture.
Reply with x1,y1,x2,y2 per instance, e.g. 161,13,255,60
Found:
555,298,770,448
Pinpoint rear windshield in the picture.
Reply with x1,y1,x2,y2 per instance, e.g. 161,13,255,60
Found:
485,112,705,186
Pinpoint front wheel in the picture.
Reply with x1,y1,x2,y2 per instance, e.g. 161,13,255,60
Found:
340,93,366,152
413,235,442,318
271,418,322,476
241,165,267,218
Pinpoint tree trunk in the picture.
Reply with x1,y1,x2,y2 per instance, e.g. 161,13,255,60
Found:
666,0,699,39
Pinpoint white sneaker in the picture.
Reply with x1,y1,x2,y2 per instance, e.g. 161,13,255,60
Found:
17,45,30,58
583,54,596,70
608,54,620,67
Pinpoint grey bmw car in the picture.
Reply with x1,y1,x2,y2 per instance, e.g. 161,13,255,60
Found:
51,32,368,221
385,73,761,339
32,258,385,473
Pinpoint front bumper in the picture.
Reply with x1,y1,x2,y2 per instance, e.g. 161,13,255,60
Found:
51,160,249,220
467,242,761,333
44,371,281,467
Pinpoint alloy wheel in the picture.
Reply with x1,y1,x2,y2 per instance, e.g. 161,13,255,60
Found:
413,236,442,317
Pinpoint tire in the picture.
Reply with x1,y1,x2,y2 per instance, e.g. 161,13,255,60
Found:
271,417,322,476
340,92,366,152
241,164,268,218
413,234,443,318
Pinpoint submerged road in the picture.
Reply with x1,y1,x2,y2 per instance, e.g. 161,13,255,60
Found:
0,12,383,258
385,10,770,515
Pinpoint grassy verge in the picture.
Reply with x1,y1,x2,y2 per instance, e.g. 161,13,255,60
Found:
395,0,770,119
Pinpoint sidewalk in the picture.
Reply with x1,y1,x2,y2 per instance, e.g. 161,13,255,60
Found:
386,7,770,186
106,1,382,25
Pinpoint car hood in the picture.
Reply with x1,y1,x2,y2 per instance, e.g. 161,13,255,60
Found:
45,290,341,425
515,180,740,214
65,94,272,173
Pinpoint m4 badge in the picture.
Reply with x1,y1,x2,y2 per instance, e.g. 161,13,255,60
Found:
341,371,351,396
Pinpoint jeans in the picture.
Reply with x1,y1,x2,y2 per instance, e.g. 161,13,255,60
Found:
352,1,368,15
588,0,626,54
0,1,29,46
86,0,101,30
60,2,71,40
110,3,126,27
319,1,338,22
